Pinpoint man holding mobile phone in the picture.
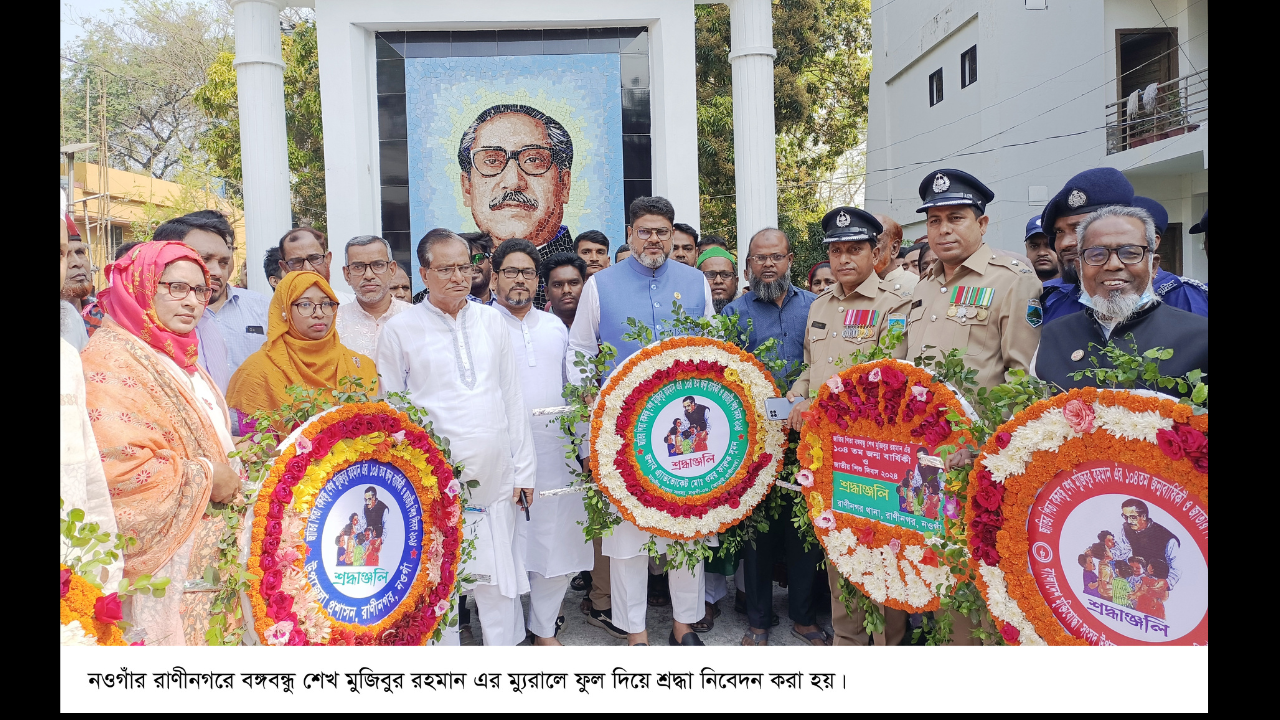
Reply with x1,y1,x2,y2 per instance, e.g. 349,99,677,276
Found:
720,227,828,647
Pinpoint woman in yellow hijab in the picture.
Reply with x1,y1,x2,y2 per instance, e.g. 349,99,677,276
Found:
227,271,378,433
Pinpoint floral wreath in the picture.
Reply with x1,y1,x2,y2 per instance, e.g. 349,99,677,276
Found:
249,403,463,646
60,566,127,646
966,387,1208,646
590,336,786,540
796,358,973,612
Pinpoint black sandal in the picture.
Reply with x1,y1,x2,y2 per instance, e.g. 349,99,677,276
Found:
570,571,591,593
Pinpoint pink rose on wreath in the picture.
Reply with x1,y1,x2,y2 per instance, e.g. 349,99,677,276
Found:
1000,622,1020,644
1062,399,1095,434
294,434,313,455
1175,424,1207,455
434,599,450,616
911,385,928,402
265,621,292,646
868,367,882,383
994,432,1011,450
825,376,845,395
444,478,461,498
1156,429,1184,460
796,469,815,488
61,568,72,598
814,510,837,530
888,538,901,554
288,626,308,646
94,592,124,625
392,430,407,444
261,567,284,595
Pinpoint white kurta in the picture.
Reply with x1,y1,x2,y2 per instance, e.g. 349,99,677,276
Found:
59,339,122,588
376,301,536,599
496,305,593,579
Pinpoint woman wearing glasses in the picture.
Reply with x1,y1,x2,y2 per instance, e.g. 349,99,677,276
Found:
81,241,246,644
227,270,379,434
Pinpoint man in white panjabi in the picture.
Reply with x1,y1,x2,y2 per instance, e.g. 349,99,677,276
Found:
333,235,411,359
566,196,716,646
491,239,592,646
59,190,122,588
376,229,536,646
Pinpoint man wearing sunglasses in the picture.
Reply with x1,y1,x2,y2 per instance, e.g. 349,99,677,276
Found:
333,235,410,359
1031,206,1208,395
459,104,576,305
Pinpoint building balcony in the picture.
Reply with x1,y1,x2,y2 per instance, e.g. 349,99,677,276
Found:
1106,68,1207,155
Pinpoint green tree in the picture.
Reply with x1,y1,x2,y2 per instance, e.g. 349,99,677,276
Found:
59,0,232,179
695,0,871,281
194,19,327,231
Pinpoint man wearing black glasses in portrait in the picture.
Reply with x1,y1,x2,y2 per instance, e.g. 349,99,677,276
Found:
458,104,576,305
1031,205,1208,396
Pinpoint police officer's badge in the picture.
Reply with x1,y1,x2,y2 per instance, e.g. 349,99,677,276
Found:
1067,189,1087,208
932,173,950,193
836,210,851,228
1026,298,1043,328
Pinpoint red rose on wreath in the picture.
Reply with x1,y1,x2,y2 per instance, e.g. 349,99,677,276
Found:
61,568,72,598
261,567,283,595
1191,455,1208,474
1000,622,1020,643
995,432,1011,449
973,483,1003,511
1175,424,1207,455
94,592,124,625
1156,429,1184,460
857,525,875,545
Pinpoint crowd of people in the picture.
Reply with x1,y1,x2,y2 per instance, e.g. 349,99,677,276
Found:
59,155,1207,648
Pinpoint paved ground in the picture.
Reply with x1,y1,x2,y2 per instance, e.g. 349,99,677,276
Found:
462,574,840,647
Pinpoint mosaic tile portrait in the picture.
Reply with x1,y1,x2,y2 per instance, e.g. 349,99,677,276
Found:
405,54,625,284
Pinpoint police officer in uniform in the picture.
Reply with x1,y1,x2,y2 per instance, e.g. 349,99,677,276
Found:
1032,205,1208,395
1130,196,1208,317
904,169,1042,391
1040,168,1137,325
785,207,913,647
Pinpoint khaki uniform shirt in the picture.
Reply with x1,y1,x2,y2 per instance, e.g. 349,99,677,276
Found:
879,264,919,297
789,272,915,398
904,243,1043,390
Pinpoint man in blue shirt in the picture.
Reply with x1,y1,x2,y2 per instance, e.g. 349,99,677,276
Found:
1130,197,1208,316
720,227,828,646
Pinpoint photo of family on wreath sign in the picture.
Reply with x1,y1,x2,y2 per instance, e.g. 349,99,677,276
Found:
330,485,395,571
663,396,713,457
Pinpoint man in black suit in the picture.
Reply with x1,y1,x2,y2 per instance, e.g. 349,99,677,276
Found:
682,396,711,433
363,486,389,539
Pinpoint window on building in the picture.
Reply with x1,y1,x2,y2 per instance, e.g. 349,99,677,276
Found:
961,46,977,88
1116,29,1177,102
929,69,944,106
109,225,125,261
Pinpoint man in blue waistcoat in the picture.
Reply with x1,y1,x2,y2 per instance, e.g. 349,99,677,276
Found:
566,196,716,647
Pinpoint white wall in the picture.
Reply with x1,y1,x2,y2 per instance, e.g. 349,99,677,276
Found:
312,0,701,296
866,0,1206,280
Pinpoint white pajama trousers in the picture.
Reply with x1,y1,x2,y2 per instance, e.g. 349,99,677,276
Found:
609,555,705,634
526,572,571,638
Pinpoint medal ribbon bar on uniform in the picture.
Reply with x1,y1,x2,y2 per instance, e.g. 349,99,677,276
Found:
843,309,881,328
950,285,993,308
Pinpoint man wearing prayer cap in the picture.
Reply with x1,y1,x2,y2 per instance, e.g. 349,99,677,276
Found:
696,246,739,313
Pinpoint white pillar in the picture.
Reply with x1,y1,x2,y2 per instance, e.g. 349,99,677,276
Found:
727,0,778,271
232,0,291,295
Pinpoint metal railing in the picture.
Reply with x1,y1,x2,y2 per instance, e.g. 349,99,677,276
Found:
1105,68,1207,155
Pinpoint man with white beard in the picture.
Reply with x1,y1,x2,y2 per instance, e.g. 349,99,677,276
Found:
1031,206,1208,395
490,238,592,646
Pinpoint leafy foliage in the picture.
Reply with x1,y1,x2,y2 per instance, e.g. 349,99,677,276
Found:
1068,334,1208,408
60,499,171,599
695,0,872,284
194,19,327,229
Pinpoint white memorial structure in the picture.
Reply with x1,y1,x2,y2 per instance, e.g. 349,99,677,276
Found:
231,0,780,295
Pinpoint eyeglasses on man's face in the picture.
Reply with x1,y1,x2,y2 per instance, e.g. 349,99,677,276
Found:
427,264,478,279
1081,245,1148,266
633,227,672,240
747,253,791,266
470,146,556,178
499,267,538,280
283,253,327,271
291,299,340,316
346,260,390,275
703,270,736,282
157,281,213,304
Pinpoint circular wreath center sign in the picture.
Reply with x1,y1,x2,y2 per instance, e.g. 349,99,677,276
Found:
590,336,786,540
307,460,422,624
1026,460,1208,645
635,379,750,496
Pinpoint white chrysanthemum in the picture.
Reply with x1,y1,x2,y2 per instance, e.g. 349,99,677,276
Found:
901,559,933,607
1093,404,1171,443
60,620,98,646
903,545,925,563
986,409,1077,483
977,562,1046,646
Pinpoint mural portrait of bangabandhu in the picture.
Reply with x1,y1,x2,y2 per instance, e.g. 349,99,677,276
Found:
405,54,625,295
